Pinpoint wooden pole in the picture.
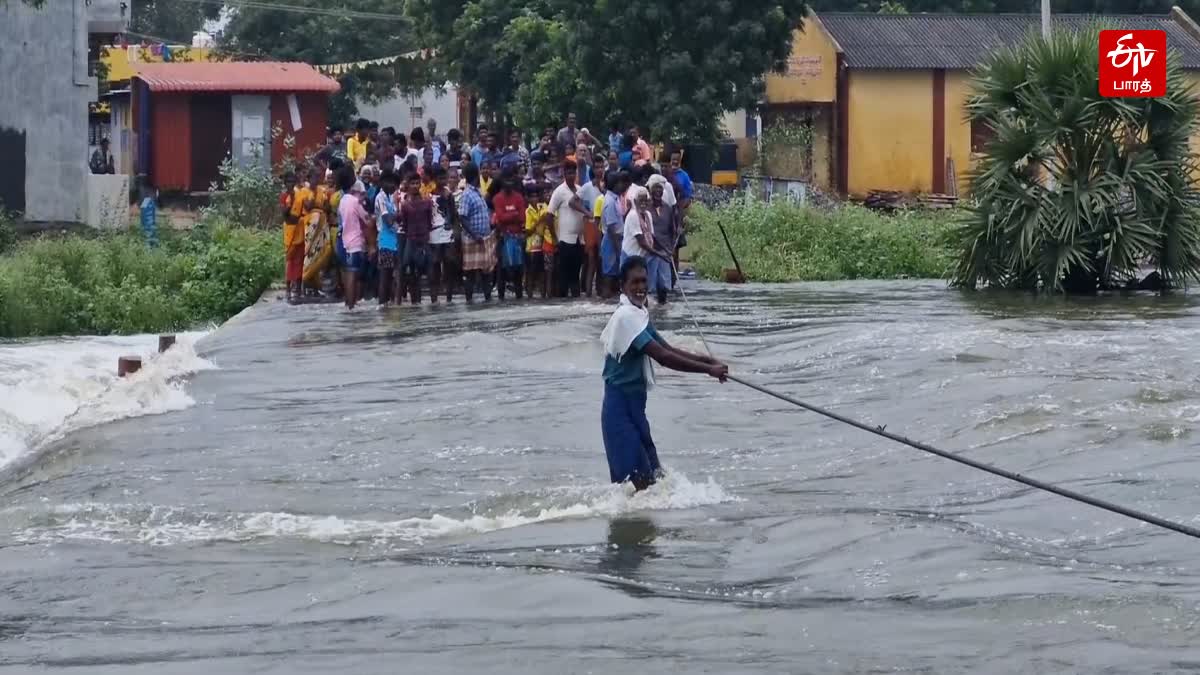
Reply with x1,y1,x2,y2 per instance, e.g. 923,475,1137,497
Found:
117,356,142,377
158,335,176,353
716,223,746,283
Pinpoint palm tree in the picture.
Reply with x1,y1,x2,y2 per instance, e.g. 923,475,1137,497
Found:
951,27,1200,294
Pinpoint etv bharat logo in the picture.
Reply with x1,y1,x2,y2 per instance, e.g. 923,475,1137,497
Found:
1099,30,1167,97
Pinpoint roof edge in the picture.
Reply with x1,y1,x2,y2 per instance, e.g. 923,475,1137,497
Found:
807,9,844,54
1171,6,1200,43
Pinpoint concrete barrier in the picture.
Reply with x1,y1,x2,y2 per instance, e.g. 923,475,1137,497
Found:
86,173,131,229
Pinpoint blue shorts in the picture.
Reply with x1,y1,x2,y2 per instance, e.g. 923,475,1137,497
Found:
500,234,524,269
601,383,661,486
345,251,366,273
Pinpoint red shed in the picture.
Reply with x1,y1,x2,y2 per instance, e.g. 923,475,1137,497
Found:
130,61,340,193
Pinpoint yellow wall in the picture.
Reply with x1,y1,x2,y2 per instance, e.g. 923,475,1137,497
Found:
102,45,214,83
766,19,838,104
944,70,974,196
847,70,933,195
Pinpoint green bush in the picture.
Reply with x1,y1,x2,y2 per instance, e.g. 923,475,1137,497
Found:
0,208,16,256
686,196,956,282
204,156,284,231
0,221,280,338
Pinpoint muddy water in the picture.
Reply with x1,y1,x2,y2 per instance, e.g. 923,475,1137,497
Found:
2,281,1200,674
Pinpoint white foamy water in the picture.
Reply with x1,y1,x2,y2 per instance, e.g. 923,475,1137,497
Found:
9,472,738,547
0,332,214,470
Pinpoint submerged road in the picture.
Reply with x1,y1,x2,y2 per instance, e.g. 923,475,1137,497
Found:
2,280,1200,673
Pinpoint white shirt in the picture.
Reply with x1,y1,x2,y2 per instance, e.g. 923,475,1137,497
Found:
393,148,421,172
622,208,653,258
429,193,454,245
549,182,585,245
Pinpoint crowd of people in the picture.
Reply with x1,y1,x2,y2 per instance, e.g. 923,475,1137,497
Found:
280,113,696,309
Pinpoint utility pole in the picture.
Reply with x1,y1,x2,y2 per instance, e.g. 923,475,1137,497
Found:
1041,0,1051,37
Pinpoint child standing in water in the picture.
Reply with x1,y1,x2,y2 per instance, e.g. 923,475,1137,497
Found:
398,173,436,304
492,172,527,300
524,185,548,298
375,171,400,305
429,166,458,303
600,256,728,490
540,184,557,297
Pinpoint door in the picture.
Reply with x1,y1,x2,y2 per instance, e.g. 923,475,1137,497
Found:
231,95,270,171
192,95,233,191
0,126,26,214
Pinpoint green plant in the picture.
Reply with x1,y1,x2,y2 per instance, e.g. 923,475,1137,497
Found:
0,224,280,338
687,195,956,282
0,208,16,255
205,155,282,231
952,28,1200,293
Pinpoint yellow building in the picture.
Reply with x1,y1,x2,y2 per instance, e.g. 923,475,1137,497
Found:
766,9,1200,197
101,44,214,83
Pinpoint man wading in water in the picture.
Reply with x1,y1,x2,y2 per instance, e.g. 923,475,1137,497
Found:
601,256,728,490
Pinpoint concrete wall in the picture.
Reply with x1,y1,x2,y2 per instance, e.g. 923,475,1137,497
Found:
0,0,98,223
847,70,934,195
354,86,460,135
86,174,130,229
720,110,748,139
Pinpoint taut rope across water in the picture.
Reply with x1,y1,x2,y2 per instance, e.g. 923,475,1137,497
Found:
668,265,1200,541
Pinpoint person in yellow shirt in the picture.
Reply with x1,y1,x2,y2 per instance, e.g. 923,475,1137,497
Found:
480,160,495,197
347,118,370,169
536,184,557,297
524,185,549,298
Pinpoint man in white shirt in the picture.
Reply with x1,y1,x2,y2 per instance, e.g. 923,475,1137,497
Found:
547,157,589,298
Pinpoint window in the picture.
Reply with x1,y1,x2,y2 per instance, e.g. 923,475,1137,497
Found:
970,117,994,154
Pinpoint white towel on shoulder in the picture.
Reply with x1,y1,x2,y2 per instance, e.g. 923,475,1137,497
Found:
600,294,656,391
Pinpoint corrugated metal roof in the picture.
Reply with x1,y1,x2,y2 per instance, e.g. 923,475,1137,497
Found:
817,12,1200,69
133,61,341,93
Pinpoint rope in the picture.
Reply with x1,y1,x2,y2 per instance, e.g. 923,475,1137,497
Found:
665,262,1200,541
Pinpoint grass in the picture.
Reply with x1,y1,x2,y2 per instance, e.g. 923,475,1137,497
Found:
686,197,958,282
0,219,281,338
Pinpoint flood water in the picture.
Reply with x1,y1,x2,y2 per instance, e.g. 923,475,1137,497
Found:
3,280,1200,673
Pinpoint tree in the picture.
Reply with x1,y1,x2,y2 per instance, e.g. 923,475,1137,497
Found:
220,0,435,128
408,0,808,144
131,0,220,42
951,29,1200,293
558,0,806,144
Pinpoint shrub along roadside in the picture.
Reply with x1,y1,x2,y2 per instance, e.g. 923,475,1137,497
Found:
685,198,957,282
0,221,280,338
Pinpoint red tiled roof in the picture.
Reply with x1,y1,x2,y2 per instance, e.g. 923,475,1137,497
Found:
133,61,340,93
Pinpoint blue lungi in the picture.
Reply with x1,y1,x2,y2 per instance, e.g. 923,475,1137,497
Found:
601,383,661,486
646,255,671,294
601,234,621,277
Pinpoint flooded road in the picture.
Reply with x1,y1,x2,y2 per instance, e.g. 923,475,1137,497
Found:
3,280,1200,673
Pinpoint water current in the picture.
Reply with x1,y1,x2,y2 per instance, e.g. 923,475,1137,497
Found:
2,281,1200,673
